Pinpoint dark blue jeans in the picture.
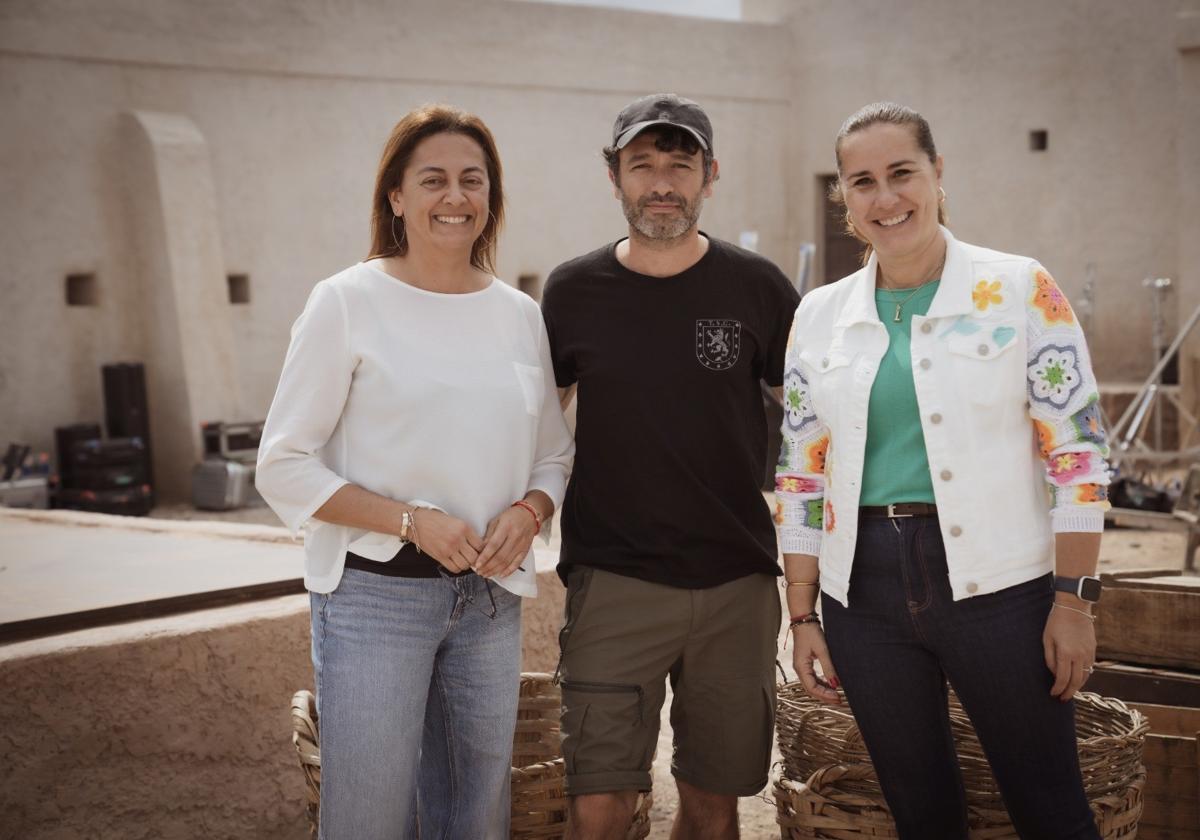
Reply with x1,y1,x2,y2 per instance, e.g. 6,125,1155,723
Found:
821,515,1100,840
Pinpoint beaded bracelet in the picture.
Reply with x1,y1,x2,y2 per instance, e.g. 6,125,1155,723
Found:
789,612,821,629
511,500,542,535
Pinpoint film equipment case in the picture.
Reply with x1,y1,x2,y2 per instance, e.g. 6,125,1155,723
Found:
191,421,265,511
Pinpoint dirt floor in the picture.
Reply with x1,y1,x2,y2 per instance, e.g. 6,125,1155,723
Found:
149,503,1193,839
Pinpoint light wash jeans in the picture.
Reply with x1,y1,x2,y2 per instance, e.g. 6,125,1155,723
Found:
310,567,522,840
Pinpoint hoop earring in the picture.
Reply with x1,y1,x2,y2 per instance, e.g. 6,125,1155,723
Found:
938,186,947,203
390,214,407,252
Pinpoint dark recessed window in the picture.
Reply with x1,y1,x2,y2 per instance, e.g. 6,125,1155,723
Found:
227,274,250,304
517,273,542,302
1029,130,1048,152
66,273,97,306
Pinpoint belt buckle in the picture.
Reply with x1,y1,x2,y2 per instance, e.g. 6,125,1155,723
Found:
887,503,914,519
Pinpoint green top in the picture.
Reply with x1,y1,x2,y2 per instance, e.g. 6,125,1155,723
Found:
860,280,940,507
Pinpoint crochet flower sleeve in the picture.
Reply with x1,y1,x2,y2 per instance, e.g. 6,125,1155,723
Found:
1024,262,1111,531
775,322,830,555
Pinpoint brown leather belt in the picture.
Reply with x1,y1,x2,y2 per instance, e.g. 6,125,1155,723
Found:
859,502,939,518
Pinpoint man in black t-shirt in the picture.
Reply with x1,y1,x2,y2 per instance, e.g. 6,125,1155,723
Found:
541,94,800,840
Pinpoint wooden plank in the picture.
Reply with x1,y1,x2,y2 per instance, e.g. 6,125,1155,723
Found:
1106,508,1191,532
1127,702,1200,735
1142,762,1198,797
1144,734,1199,769
1101,568,1186,583
1102,572,1200,593
1094,574,1200,669
1088,662,1200,706
0,578,306,643
1138,829,1200,840
1140,793,1199,828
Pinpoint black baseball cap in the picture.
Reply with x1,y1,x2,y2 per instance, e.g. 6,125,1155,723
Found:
611,93,713,152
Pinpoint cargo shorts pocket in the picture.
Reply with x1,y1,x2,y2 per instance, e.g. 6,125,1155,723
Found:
560,680,653,782
553,567,594,682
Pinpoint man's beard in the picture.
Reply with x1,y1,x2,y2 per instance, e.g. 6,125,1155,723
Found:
620,189,704,242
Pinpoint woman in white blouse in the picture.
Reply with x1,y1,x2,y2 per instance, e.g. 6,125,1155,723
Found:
256,104,573,840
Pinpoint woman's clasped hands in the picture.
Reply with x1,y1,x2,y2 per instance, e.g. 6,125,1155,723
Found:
412,505,537,579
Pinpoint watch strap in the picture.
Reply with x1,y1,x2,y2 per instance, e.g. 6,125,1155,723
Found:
1053,575,1102,603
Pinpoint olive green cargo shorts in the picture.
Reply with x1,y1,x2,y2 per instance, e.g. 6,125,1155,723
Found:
557,567,781,797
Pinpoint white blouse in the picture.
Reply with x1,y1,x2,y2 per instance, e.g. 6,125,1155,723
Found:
256,260,574,596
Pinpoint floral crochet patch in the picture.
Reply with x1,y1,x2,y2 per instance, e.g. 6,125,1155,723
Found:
805,434,830,473
1028,344,1082,408
1048,451,1096,485
777,474,822,494
1031,269,1075,325
805,499,825,530
1069,398,1107,447
783,366,817,431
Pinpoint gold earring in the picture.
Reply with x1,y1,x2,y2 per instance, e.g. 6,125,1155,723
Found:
938,186,947,203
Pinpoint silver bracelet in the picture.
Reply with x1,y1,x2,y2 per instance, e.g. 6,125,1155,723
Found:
1052,602,1095,621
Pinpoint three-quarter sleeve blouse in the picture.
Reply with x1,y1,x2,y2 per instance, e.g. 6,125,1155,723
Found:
256,261,574,596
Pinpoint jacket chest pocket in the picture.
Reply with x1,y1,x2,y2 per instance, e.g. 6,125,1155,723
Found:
799,348,855,422
945,324,1024,407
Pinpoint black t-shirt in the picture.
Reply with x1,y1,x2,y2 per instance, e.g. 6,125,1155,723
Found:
542,235,801,589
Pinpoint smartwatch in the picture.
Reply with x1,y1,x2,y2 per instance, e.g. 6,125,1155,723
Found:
1053,575,1102,603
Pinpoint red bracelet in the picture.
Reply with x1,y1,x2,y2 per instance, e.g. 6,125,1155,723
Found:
511,500,541,535
789,613,820,628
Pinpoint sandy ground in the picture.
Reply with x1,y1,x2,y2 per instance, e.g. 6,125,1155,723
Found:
149,503,1192,839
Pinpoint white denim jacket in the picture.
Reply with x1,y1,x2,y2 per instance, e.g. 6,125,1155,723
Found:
776,227,1110,607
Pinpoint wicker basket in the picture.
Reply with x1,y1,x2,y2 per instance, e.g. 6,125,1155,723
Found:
774,763,1146,840
290,673,652,839
774,683,1149,838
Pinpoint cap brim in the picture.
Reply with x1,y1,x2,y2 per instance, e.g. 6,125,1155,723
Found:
613,119,709,151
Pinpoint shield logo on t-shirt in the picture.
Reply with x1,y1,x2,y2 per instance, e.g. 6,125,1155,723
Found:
695,319,742,371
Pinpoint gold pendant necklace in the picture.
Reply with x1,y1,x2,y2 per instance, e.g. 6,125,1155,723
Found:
880,253,947,323
886,285,926,323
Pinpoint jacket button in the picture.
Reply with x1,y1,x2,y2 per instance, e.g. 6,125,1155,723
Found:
930,413,943,424
940,469,953,481
966,581,979,594
920,322,932,334
949,525,963,537
978,344,990,356
919,358,931,370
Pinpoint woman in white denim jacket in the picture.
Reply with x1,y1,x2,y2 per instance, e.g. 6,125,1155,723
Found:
776,102,1108,839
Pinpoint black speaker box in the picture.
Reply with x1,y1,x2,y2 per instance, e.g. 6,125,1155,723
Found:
101,363,154,496
54,423,102,489
71,437,149,491
57,485,153,517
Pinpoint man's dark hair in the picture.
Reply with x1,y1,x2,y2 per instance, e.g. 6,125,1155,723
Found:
602,126,715,186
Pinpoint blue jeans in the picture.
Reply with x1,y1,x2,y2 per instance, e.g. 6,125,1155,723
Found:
821,515,1099,840
310,568,521,840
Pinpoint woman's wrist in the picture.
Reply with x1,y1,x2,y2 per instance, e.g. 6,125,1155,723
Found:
511,500,542,534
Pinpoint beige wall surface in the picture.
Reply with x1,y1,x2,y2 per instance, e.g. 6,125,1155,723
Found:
0,0,791,495
786,0,1187,383
0,0,1195,491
